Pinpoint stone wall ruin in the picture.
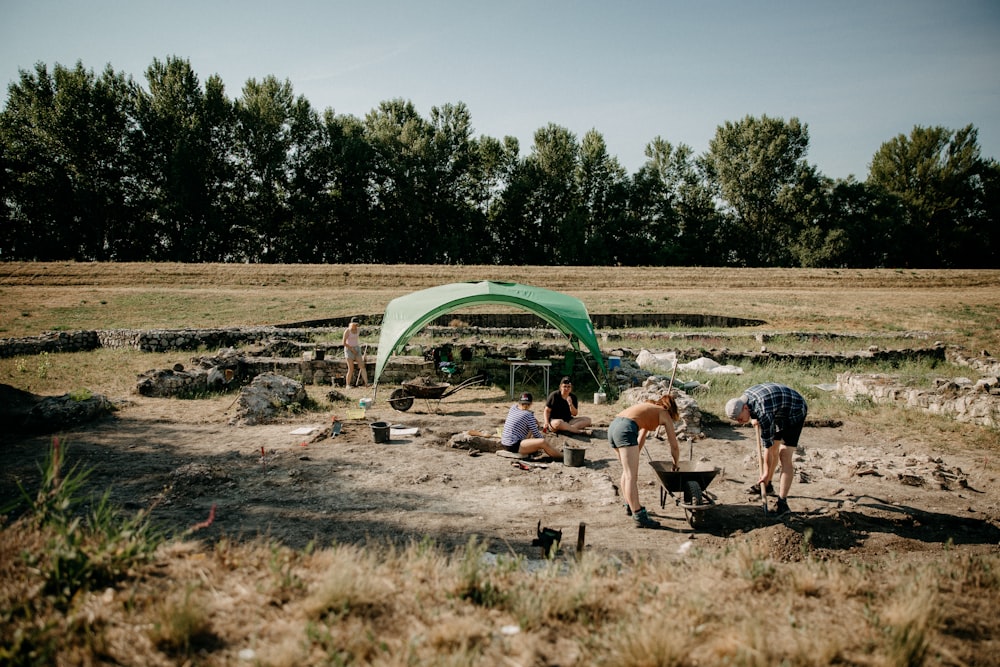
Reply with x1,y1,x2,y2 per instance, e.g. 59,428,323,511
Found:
837,371,1000,427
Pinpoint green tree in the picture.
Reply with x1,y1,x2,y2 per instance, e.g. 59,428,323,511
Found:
705,115,810,266
471,134,520,264
132,57,234,261
231,75,319,262
0,62,136,260
629,138,724,265
868,124,996,267
787,174,907,268
978,159,1000,267
425,102,487,263
362,99,435,262
499,123,582,265
361,99,491,264
576,130,629,265
308,110,375,263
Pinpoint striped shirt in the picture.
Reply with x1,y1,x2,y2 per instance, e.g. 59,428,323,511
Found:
744,383,808,448
501,404,543,446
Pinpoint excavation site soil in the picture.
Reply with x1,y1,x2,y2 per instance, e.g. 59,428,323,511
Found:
2,264,998,566
6,382,998,565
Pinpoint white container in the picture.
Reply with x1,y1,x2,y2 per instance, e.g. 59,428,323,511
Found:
359,398,373,409
593,392,607,404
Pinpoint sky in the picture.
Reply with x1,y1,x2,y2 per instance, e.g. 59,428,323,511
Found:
2,0,999,180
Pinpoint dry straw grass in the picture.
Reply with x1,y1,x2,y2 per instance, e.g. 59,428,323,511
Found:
3,450,998,665
2,263,998,353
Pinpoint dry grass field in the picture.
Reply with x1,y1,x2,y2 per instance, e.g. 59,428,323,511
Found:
2,263,999,351
1,263,999,666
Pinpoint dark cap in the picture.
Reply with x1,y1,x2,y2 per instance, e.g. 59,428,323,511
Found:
560,376,572,384
519,392,533,404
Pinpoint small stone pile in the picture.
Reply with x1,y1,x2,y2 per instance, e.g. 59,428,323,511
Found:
229,373,308,426
136,349,241,398
812,445,970,491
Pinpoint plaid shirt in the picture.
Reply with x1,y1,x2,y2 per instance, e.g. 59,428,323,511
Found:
744,383,808,448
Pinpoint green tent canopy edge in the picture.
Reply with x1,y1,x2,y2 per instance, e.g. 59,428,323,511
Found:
372,281,610,395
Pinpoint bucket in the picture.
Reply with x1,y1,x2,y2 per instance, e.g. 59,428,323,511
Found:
314,348,325,361
370,421,390,443
593,392,607,405
563,446,586,467
608,356,621,369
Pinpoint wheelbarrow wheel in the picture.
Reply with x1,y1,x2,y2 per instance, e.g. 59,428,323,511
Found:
685,480,704,506
389,388,414,412
685,480,704,529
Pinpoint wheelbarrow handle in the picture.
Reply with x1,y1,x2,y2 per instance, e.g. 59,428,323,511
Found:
439,373,488,398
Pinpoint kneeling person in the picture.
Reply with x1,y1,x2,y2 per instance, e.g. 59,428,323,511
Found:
501,392,562,459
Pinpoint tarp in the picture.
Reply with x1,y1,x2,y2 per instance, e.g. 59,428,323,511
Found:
373,281,609,392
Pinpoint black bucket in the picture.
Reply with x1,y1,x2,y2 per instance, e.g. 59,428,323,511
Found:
563,446,586,467
370,421,390,443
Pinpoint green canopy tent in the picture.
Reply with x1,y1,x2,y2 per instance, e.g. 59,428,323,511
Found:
372,281,610,397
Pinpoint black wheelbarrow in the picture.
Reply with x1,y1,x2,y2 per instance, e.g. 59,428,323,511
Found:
388,374,489,412
648,460,722,528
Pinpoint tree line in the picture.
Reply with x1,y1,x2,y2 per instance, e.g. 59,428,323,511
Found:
1,57,997,267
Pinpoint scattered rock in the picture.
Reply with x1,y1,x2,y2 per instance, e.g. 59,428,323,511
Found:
0,383,119,434
229,374,308,426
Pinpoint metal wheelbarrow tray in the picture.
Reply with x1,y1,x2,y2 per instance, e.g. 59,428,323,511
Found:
388,374,489,411
648,460,722,528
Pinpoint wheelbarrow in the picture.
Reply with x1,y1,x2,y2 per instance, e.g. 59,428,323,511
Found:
388,374,489,412
648,460,722,528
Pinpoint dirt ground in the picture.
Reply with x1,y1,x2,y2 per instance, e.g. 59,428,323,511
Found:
5,381,999,565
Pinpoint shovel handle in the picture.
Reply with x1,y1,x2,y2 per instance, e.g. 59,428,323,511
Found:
754,423,768,516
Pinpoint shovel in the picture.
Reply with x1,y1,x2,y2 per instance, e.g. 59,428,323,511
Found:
754,423,768,517
331,420,343,437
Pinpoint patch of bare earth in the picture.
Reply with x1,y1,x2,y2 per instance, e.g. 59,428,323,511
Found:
5,385,996,562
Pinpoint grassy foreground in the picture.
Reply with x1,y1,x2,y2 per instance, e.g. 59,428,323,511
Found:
3,439,997,666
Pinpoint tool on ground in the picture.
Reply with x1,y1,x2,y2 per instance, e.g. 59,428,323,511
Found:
532,521,562,558
754,423,768,516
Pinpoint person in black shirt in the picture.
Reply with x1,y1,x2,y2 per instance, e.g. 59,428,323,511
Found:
543,376,592,434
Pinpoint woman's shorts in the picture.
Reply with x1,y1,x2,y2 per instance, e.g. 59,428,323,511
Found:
502,442,522,454
608,417,639,449
344,347,361,361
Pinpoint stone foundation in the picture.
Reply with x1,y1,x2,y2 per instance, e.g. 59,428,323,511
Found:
837,371,1000,427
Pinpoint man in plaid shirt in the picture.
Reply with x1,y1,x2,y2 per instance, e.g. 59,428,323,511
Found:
725,383,808,516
